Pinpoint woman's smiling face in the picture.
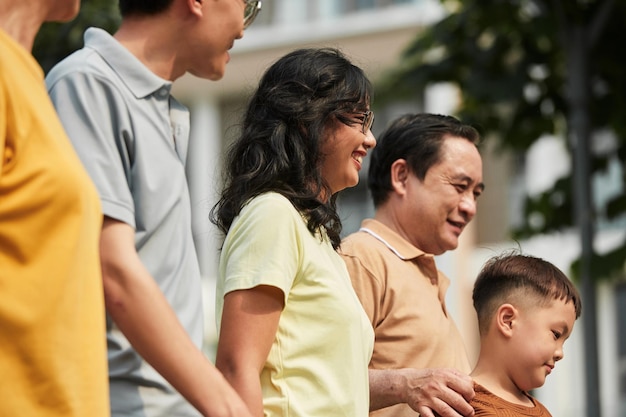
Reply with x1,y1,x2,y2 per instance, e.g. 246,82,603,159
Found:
320,114,376,196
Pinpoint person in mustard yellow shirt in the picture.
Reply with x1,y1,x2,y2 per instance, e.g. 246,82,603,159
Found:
0,1,109,416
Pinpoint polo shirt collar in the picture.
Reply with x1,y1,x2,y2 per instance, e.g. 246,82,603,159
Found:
358,218,430,261
359,218,448,297
83,27,172,99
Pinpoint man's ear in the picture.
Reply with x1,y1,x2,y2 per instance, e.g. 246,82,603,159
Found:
187,0,203,17
495,304,517,338
390,159,410,195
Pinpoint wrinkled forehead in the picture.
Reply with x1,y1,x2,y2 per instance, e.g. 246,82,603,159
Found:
433,137,483,178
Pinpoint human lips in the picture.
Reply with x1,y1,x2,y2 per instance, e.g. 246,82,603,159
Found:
352,151,366,169
447,219,465,234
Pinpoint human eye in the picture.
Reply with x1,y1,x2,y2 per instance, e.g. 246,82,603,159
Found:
452,183,469,193
552,330,562,340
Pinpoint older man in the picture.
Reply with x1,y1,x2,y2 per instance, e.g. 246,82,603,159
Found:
341,113,485,417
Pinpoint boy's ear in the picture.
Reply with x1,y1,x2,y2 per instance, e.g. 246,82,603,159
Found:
495,303,517,338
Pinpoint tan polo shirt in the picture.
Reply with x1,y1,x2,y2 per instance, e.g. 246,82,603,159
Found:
340,219,471,417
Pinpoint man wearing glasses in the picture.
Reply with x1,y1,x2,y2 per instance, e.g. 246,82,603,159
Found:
46,1,261,416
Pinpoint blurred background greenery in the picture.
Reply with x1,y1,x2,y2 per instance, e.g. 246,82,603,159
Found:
33,0,120,73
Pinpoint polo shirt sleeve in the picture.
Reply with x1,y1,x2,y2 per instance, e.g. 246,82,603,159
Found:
47,70,135,227
220,193,302,305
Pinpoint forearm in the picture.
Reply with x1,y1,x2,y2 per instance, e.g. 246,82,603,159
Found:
100,220,251,417
217,366,265,417
369,368,409,411
105,263,249,416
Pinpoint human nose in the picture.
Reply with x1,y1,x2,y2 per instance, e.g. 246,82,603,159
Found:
364,130,376,150
554,344,565,362
459,193,477,220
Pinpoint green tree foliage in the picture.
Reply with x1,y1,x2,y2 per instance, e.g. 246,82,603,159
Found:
379,0,626,281
33,0,120,74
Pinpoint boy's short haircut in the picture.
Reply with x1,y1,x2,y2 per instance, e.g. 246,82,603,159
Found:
119,0,173,17
472,251,582,335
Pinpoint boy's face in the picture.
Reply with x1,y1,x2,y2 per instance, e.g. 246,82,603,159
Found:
508,298,577,392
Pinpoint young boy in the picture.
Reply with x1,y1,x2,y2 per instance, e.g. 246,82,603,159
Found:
470,252,582,416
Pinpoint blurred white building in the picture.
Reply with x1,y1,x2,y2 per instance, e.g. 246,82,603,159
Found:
172,1,626,416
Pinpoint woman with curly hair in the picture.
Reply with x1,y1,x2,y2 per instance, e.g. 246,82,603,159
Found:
211,47,376,417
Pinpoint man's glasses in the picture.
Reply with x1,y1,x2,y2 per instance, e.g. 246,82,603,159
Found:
244,0,262,29
357,111,375,134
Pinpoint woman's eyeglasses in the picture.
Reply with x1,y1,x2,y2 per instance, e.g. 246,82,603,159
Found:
357,111,375,134
244,0,262,29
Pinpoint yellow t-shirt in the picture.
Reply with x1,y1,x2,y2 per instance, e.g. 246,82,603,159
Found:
216,192,374,417
0,29,109,417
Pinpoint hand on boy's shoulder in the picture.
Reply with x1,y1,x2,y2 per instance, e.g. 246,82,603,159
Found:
402,367,475,417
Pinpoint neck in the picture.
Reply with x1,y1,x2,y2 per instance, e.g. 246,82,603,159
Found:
472,353,534,406
114,16,182,81
0,2,45,51
373,205,422,250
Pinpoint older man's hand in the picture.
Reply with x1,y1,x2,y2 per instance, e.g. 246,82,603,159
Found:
369,368,475,417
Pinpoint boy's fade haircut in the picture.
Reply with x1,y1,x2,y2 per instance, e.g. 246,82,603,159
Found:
472,251,582,335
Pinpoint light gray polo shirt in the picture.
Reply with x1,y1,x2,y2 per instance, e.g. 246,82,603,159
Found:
47,27,203,417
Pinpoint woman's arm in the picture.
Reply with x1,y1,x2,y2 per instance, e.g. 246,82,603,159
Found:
216,285,284,417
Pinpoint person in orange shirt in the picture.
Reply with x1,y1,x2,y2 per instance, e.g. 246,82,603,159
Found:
470,252,582,416
340,113,484,417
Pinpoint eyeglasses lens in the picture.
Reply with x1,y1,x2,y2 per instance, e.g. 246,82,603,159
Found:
362,111,374,133
244,1,262,29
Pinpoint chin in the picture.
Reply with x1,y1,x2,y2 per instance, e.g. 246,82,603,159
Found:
205,67,225,81
442,240,459,252
190,63,225,81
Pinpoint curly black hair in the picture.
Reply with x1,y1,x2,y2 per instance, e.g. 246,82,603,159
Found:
210,48,372,249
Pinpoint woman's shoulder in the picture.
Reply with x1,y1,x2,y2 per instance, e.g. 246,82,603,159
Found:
239,192,302,223
245,192,294,211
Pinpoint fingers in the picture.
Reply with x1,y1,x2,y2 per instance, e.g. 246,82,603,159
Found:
445,370,475,402
405,368,475,417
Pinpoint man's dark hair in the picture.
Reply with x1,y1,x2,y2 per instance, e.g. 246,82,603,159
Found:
118,0,173,17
